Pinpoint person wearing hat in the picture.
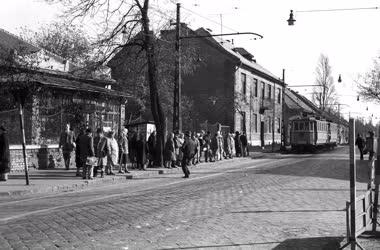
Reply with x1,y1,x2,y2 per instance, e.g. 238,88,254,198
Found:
181,131,196,178
0,126,10,181
118,128,130,173
78,128,95,179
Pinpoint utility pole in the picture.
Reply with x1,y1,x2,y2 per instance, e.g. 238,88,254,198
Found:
173,3,182,132
281,69,286,150
272,82,276,152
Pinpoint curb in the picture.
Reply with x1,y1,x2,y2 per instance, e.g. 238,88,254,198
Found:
0,157,253,198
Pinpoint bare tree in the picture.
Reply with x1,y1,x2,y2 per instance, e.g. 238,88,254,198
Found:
358,57,380,104
45,0,171,166
311,54,338,111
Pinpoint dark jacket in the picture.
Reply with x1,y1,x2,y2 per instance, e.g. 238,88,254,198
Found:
59,130,75,152
78,133,94,159
240,134,248,147
355,136,364,149
136,138,147,164
235,132,242,155
0,133,10,174
182,138,196,159
164,138,176,161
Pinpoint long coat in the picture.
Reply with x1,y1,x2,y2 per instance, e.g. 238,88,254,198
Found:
107,138,119,165
78,133,94,162
0,133,10,174
136,139,147,165
164,139,176,161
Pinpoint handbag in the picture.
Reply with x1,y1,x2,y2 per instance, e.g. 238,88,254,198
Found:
86,156,97,166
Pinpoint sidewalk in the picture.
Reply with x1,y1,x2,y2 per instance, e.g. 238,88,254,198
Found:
0,156,261,198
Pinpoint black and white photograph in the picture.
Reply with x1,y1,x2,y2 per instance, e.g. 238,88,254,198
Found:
1,0,380,249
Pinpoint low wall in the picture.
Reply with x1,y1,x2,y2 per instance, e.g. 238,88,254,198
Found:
9,144,75,172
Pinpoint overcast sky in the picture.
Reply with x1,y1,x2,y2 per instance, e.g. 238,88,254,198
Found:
1,0,380,122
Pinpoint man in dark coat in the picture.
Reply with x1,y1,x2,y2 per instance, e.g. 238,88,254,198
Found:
0,126,10,181
181,131,196,178
240,132,248,157
75,127,85,176
355,133,365,160
235,131,242,157
78,128,95,179
147,131,157,167
136,133,147,170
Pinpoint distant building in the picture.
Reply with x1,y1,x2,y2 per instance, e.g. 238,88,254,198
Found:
0,28,128,171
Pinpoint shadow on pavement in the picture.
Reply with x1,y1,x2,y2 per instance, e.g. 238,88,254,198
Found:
272,237,344,250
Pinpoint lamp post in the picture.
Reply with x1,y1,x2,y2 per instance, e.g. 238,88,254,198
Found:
172,3,263,133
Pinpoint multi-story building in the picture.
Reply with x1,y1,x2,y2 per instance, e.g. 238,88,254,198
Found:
179,27,285,146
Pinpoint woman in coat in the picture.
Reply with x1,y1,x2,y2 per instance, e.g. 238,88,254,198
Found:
234,131,242,157
0,126,10,181
164,133,176,168
106,131,118,175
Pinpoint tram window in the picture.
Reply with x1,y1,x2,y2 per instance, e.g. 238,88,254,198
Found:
294,123,299,131
305,122,309,130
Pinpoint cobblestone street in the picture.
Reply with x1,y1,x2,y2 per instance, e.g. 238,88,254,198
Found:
0,146,379,249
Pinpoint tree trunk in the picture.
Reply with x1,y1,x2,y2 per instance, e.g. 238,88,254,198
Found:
140,1,165,167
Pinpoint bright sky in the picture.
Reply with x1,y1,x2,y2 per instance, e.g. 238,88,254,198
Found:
1,0,380,123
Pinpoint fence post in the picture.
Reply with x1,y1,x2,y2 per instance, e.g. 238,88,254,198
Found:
349,118,357,250
372,126,380,232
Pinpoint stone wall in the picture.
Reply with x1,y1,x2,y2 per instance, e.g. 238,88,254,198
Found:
9,144,75,172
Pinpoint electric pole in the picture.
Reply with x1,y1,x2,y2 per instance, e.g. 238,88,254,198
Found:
173,3,182,132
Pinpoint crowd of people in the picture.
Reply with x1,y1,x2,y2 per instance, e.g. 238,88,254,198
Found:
58,123,251,179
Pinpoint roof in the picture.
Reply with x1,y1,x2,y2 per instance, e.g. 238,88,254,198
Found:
285,87,348,125
285,88,314,113
0,68,129,98
0,28,39,54
195,28,284,85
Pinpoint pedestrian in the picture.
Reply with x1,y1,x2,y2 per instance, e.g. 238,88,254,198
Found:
93,128,103,177
96,129,109,178
203,131,211,162
119,128,130,173
217,131,224,161
355,133,365,160
129,131,137,169
224,132,233,159
191,132,200,165
78,128,95,180
106,131,118,175
235,131,242,157
164,132,176,168
75,127,85,177
59,123,76,170
147,131,157,167
0,126,10,181
240,132,248,157
136,133,147,170
198,131,205,163
210,133,218,162
366,131,375,161
181,131,196,178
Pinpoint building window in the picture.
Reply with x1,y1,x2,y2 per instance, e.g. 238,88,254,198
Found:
277,88,281,104
277,117,281,133
253,78,258,97
253,113,258,133
268,117,272,133
241,73,247,101
261,82,265,99
268,84,272,99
